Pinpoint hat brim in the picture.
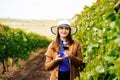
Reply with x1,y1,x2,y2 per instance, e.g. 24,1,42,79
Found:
51,26,78,35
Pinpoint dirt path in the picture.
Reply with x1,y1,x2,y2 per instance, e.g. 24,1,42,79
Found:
6,50,50,80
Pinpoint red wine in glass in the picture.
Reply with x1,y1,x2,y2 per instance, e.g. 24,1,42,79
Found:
63,46,68,50
63,41,69,50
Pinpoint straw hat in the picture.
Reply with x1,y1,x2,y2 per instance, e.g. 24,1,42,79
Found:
51,20,77,35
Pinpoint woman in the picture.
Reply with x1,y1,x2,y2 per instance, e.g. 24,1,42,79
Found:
44,20,83,80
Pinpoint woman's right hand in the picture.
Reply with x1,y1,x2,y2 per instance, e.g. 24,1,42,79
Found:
55,54,65,61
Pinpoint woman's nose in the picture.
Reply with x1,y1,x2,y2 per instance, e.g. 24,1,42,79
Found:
63,29,66,32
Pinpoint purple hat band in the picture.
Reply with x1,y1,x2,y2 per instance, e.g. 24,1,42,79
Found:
58,24,70,27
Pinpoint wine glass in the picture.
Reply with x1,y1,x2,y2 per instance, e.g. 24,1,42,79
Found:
63,41,69,50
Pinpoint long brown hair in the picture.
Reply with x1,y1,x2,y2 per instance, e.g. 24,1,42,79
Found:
52,27,74,52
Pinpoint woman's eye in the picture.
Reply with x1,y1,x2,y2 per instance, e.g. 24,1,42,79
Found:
59,27,69,29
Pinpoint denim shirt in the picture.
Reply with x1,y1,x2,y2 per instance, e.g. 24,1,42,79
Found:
58,40,70,72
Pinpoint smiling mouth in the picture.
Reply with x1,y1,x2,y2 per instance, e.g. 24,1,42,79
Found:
61,33,67,35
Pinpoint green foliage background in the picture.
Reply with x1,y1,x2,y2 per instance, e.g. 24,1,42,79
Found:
74,0,120,80
0,24,51,64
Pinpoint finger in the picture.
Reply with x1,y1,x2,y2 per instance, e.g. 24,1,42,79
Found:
58,54,60,57
58,57,65,60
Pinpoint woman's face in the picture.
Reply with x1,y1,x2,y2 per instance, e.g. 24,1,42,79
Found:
58,26,70,38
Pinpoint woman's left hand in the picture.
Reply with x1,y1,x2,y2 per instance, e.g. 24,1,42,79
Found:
64,50,72,57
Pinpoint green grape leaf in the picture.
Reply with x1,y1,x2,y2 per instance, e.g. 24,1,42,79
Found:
95,65,105,73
